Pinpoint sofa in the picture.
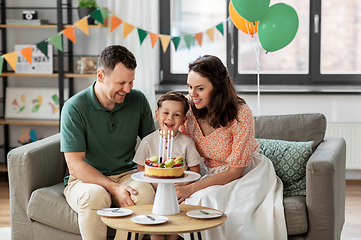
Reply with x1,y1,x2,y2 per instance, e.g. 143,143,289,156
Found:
7,113,346,240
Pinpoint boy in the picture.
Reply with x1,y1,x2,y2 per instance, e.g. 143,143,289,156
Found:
133,91,202,240
133,91,202,174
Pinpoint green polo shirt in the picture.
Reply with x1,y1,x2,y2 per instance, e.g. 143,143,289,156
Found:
61,82,155,181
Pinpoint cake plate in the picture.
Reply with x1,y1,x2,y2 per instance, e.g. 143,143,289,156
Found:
131,171,201,215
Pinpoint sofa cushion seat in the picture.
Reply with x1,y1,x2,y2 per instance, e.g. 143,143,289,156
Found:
283,195,308,235
27,183,80,234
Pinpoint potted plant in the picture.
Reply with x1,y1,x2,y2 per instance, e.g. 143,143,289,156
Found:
77,0,97,25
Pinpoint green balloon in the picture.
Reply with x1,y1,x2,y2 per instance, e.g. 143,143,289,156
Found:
231,0,270,23
258,3,299,52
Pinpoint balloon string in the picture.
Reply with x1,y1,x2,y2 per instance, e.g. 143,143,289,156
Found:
245,19,250,35
249,23,261,116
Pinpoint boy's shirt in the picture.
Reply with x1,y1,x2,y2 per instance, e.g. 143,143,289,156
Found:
133,131,202,170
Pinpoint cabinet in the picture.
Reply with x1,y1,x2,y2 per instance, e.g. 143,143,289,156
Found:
0,0,100,168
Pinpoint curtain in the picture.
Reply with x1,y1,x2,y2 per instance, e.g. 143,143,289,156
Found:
106,0,159,113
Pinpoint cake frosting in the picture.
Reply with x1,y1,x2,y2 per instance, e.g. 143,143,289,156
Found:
144,156,185,179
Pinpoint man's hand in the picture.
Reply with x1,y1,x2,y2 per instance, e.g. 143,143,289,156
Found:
113,184,138,207
64,152,139,207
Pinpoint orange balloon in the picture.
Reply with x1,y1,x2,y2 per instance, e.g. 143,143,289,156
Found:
229,1,259,36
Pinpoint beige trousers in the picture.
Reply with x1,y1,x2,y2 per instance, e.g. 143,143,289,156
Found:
63,170,155,240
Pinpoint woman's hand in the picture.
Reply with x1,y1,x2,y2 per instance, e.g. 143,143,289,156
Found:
175,184,194,203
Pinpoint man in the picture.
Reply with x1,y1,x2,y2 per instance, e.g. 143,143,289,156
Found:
61,45,156,240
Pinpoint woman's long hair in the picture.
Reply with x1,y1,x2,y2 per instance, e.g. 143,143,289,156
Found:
188,55,246,128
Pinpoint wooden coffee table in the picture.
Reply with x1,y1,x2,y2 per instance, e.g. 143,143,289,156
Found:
101,204,227,240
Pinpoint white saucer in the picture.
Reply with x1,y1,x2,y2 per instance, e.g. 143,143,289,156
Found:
186,209,223,219
96,208,133,217
131,215,168,225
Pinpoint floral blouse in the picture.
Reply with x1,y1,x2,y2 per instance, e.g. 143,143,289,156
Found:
180,104,258,169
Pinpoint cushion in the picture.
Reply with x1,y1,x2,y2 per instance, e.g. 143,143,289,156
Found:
283,196,308,235
256,138,314,196
254,113,326,152
27,183,80,234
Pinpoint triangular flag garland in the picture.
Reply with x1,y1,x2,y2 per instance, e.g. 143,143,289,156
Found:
3,52,18,71
138,28,148,45
0,57,4,75
149,33,159,48
36,40,48,57
123,22,135,39
99,7,110,20
160,34,171,53
194,33,203,46
62,26,76,43
49,33,63,52
206,28,215,42
90,8,104,25
20,46,33,64
110,15,122,33
172,37,181,51
216,23,224,36
0,6,230,73
184,35,193,50
75,17,90,36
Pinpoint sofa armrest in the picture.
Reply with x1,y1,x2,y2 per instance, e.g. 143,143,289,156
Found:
7,133,66,239
305,137,346,240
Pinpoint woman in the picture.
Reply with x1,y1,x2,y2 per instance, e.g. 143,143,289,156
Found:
177,55,287,240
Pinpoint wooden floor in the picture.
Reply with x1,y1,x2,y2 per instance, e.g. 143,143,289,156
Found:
0,171,360,238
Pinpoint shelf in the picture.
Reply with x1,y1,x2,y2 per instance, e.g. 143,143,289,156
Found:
0,163,7,173
0,118,59,126
65,73,96,78
0,23,106,28
1,72,96,78
1,72,59,77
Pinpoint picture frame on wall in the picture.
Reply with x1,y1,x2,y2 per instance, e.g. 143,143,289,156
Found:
5,87,68,120
14,44,53,74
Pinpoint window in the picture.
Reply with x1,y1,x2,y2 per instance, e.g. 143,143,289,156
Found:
160,0,361,86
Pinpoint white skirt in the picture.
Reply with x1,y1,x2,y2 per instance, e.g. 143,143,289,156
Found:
183,153,287,240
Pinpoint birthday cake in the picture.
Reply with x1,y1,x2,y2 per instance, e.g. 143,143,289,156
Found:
144,156,185,179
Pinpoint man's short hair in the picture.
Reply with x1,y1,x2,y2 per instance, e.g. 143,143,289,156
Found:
97,45,137,75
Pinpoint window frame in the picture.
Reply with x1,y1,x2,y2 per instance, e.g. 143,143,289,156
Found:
159,0,361,87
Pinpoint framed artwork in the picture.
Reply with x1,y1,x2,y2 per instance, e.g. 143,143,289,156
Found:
15,44,53,74
5,87,68,119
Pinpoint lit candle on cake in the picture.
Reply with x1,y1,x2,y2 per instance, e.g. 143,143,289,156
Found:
170,130,174,159
167,130,170,160
158,130,162,163
162,130,166,162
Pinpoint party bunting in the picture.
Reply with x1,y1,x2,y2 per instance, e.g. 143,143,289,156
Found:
110,15,122,33
49,33,63,52
160,34,171,53
75,17,89,36
36,40,48,57
99,7,110,20
0,6,229,72
206,28,215,41
194,33,203,46
184,35,193,50
172,37,181,51
216,23,224,35
20,46,33,64
123,22,135,39
0,57,4,75
90,8,104,25
62,27,76,43
138,29,148,45
3,51,18,71
149,33,159,48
